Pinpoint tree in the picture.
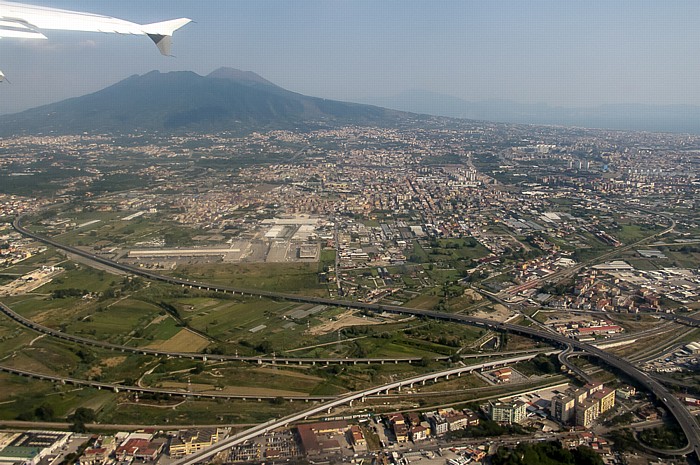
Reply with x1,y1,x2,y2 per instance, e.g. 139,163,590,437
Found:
191,362,205,374
69,407,96,424
35,404,54,421
255,340,274,354
70,420,87,433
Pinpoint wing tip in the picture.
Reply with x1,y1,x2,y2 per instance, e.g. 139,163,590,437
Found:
143,18,191,56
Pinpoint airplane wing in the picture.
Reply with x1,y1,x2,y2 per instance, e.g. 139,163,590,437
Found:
0,1,191,80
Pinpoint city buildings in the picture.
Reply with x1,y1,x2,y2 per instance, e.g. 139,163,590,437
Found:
550,382,616,428
488,400,528,424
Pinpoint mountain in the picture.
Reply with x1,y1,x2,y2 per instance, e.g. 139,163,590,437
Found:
372,89,700,134
0,68,405,135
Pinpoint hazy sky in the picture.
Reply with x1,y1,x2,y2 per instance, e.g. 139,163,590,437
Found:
2,0,700,114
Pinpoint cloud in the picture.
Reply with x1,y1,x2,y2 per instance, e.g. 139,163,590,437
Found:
19,39,62,51
78,40,99,49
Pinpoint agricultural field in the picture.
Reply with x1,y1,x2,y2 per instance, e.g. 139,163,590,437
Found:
168,262,327,296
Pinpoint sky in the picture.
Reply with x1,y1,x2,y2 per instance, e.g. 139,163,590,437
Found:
2,0,700,115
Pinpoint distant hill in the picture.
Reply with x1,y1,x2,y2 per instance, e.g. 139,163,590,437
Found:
0,68,406,135
371,89,700,134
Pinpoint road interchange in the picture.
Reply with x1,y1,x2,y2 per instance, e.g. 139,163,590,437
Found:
11,215,700,462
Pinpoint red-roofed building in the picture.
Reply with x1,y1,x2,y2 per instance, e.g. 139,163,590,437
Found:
115,438,164,461
296,421,348,456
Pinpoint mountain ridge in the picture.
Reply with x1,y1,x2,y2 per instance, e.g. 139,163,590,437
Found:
0,68,406,136
370,89,700,134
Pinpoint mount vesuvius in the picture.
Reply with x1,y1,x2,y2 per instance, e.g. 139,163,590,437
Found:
0,68,408,135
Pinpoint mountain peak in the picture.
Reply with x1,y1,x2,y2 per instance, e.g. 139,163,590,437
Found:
207,67,278,88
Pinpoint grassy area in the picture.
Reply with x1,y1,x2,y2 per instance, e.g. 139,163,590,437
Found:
100,396,308,425
169,262,327,296
405,293,441,310
664,249,700,268
68,300,161,341
0,380,115,421
638,423,687,450
145,365,324,395
319,248,336,272
614,223,663,244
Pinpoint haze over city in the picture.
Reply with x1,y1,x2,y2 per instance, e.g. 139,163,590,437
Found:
3,0,700,117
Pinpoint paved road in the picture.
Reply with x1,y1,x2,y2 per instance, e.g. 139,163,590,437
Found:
13,215,700,462
0,301,547,366
170,352,560,465
0,363,336,401
557,344,592,384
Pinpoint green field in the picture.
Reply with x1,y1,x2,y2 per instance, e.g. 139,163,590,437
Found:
169,262,327,296
100,396,307,425
614,223,663,244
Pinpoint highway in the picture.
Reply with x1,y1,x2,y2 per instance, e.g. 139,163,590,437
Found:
0,302,548,366
12,215,700,462
169,351,560,465
556,344,592,384
0,351,554,415
0,363,336,401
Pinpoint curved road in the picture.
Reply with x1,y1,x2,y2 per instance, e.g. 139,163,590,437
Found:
0,363,335,401
170,351,560,465
12,215,700,462
0,302,548,366
0,351,556,404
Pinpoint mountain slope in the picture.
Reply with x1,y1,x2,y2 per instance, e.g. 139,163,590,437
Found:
0,68,404,135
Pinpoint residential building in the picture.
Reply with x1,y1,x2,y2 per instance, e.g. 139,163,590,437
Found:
488,400,528,424
576,399,600,428
550,394,576,424
425,413,449,436
593,387,616,413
